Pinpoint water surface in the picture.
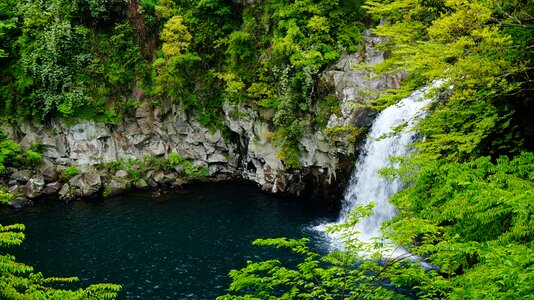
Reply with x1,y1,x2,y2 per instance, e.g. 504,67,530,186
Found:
0,182,337,299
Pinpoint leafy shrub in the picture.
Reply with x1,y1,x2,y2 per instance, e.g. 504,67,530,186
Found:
0,223,122,298
0,139,22,173
166,152,183,170
0,190,13,204
61,166,79,180
219,204,437,299
182,160,209,179
23,150,42,166
325,124,365,143
315,93,341,128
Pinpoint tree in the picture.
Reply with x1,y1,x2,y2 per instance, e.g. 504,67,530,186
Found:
218,204,441,299
0,223,122,299
364,0,534,160
220,2,534,296
360,1,534,297
384,153,534,299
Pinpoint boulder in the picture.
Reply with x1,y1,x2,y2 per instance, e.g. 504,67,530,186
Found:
8,185,20,196
12,170,32,183
80,172,102,197
69,170,102,198
163,172,177,184
41,168,59,183
115,170,129,178
43,182,62,195
147,178,158,188
58,184,74,202
8,197,33,209
134,178,149,190
174,177,189,187
152,171,165,184
103,179,130,198
23,176,46,198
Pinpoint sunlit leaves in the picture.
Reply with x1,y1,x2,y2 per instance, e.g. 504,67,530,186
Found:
387,153,534,298
0,223,122,299
366,0,533,160
161,16,192,57
220,204,440,299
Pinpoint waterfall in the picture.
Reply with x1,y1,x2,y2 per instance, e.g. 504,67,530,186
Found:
337,86,433,243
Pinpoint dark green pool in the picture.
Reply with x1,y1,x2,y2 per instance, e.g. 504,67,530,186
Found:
0,182,337,299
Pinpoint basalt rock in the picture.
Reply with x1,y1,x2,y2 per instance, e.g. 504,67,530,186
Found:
43,182,62,195
103,178,130,198
23,177,46,199
134,178,149,190
4,32,396,204
68,168,102,199
11,170,32,183
58,184,74,203
41,168,59,183
8,197,33,209
115,170,129,178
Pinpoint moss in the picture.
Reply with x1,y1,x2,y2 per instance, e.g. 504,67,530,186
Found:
325,125,366,144
61,166,79,181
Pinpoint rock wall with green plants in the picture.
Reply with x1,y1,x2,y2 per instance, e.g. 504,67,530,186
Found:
0,0,370,158
1,0,396,203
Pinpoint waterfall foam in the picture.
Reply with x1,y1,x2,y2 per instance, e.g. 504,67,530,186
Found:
315,84,436,250
339,87,432,242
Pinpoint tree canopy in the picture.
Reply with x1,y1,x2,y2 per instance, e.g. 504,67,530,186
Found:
0,223,121,299
220,0,534,298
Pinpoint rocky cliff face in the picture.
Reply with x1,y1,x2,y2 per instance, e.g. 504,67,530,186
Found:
5,31,400,203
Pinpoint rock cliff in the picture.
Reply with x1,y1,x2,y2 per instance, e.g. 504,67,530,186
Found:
5,31,400,204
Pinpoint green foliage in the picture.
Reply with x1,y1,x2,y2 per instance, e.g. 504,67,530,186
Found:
0,190,14,204
217,0,368,164
181,160,209,180
61,166,79,180
23,150,42,166
315,93,342,128
108,158,146,181
166,153,209,179
219,204,439,299
161,16,192,57
383,153,534,299
365,0,534,160
0,0,147,121
361,1,534,293
222,151,534,298
2,0,367,161
106,154,209,181
325,125,365,143
150,0,241,130
219,1,534,296
0,223,121,299
355,1,534,298
0,139,22,173
165,152,183,170
0,134,44,173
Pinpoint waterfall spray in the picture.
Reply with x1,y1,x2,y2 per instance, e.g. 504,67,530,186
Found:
335,85,435,243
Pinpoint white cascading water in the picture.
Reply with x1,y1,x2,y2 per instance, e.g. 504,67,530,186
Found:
337,86,433,243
